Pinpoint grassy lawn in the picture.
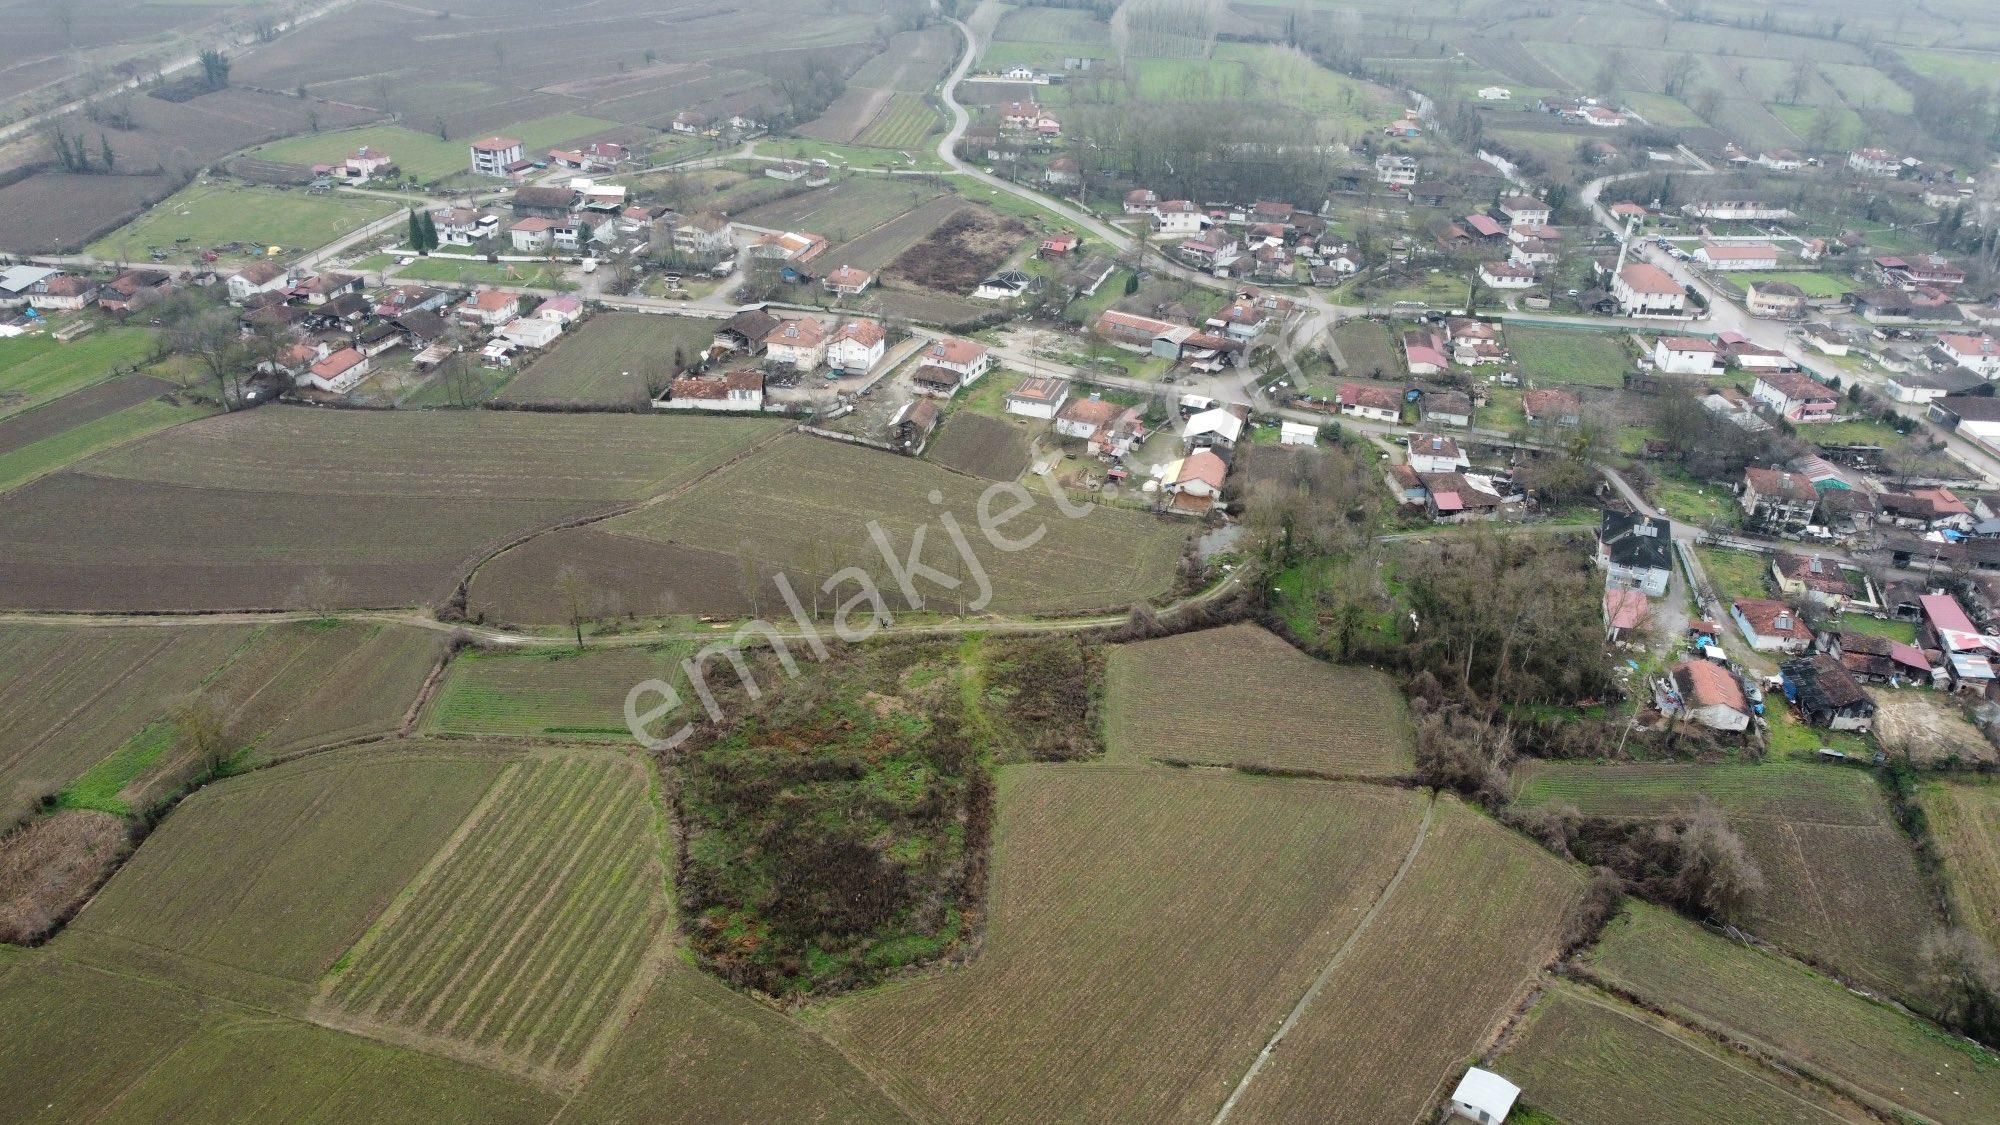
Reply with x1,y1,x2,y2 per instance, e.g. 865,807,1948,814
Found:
1481,385,1525,432
1834,614,1917,643
1652,470,1740,531
399,364,516,407
1332,318,1404,380
758,137,952,172
0,329,159,421
391,256,572,289
249,125,469,183
87,183,397,263
1695,546,1769,603
1766,703,1874,760
1509,326,1631,387
953,369,1026,419
1344,270,1473,309
1808,418,1905,450
1731,270,1857,299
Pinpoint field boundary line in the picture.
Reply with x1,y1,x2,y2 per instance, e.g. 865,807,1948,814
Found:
310,758,523,1007
1210,792,1438,1124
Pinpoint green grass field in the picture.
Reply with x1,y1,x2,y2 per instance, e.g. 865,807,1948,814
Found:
0,398,212,493
1332,317,1404,380
1833,613,1916,643
422,644,696,739
1104,623,1414,776
0,329,159,422
326,751,664,1083
87,183,398,262
391,256,571,289
1516,761,1937,999
249,124,471,182
1510,326,1632,387
1588,903,2000,1125
1696,546,1770,603
495,313,722,407
1733,270,1857,298
1498,982,1853,1124
1920,780,2000,948
1652,470,1741,532
738,177,944,242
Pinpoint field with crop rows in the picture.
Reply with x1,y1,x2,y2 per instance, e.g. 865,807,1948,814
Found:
612,434,1188,616
736,178,946,244
0,395,211,495
0,329,159,422
63,746,507,1007
0,375,179,461
0,409,783,611
0,623,253,827
823,194,971,272
1587,903,2000,1124
926,412,1033,481
1496,982,1855,1124
1227,797,1582,1123
0,954,556,1124
422,644,695,739
1920,780,2000,947
812,765,1427,1122
495,314,722,407
858,94,940,149
204,622,446,759
325,752,665,1083
1514,761,1936,998
1104,624,1414,776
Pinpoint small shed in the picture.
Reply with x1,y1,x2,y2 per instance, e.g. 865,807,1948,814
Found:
1448,1067,1519,1123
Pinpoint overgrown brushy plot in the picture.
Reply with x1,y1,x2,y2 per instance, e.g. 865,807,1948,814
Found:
0,329,159,422
494,313,722,407
1228,797,1583,1124
0,409,782,611
675,642,989,998
1103,623,1414,776
925,411,1033,482
1496,983,1857,1125
0,810,127,946
0,955,556,1125
326,752,664,1083
0,623,253,826
423,643,695,740
612,435,1188,615
1587,903,2000,1124
811,766,1426,1123
1514,761,1936,999
1509,326,1633,387
565,959,911,1123
63,746,506,1007
1921,780,2000,946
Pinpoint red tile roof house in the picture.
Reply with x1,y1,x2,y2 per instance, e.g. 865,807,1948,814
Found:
1740,467,1820,535
1479,261,1536,289
1407,432,1469,474
1055,395,1121,441
1751,370,1838,423
1402,330,1451,375
1604,586,1650,642
460,288,519,327
1770,552,1859,610
1731,598,1814,653
1336,382,1402,423
1167,450,1229,513
304,347,371,394
822,264,874,297
659,369,765,412
1463,213,1506,239
1523,388,1581,426
1656,660,1752,732
1612,262,1685,315
1694,242,1780,271
923,337,993,382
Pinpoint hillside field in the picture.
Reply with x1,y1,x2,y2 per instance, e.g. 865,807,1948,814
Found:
1104,623,1414,777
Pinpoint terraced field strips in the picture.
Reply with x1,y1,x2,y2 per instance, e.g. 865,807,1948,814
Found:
325,754,664,1083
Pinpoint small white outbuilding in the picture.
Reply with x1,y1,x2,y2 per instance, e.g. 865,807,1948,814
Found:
1448,1067,1519,1124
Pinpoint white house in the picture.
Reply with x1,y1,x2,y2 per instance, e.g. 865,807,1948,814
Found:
1374,154,1418,186
227,261,289,302
1685,201,1792,221
1476,86,1511,101
1613,262,1685,315
1005,375,1070,420
1657,660,1752,733
499,316,562,349
1407,432,1469,475
1166,450,1229,513
1479,261,1536,289
462,289,518,328
1447,1068,1519,1125
825,319,886,374
1938,333,2000,379
1695,242,1780,271
1153,200,1206,236
1733,597,1813,653
921,337,992,383
1653,336,1720,375
1279,421,1319,447
660,369,764,412
1752,370,1837,423
1337,383,1402,423
304,347,370,394
1597,509,1673,597
764,317,829,370
470,135,524,176
1182,407,1244,451
510,217,556,253
1848,147,1902,177
1498,196,1551,226
673,213,736,257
